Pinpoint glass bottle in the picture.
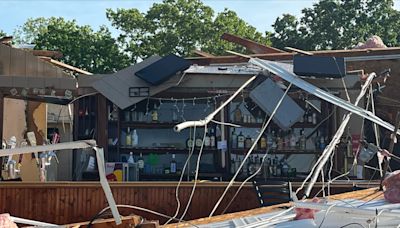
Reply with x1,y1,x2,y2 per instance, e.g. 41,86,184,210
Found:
299,129,306,150
256,110,263,123
237,131,245,149
210,128,216,148
204,132,211,148
151,103,158,122
132,129,139,147
271,130,277,150
231,129,238,149
260,135,267,149
170,154,177,174
290,130,297,149
277,130,283,150
245,135,252,149
137,153,144,171
234,104,242,122
126,127,132,146
127,152,135,164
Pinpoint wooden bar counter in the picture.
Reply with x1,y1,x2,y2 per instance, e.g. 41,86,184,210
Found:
0,181,378,225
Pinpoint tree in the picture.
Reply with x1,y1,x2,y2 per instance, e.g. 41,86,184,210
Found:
271,0,400,50
106,0,270,60
13,17,50,44
203,9,271,55
18,17,129,74
0,30,6,38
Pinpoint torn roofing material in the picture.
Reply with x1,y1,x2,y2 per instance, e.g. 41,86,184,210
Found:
92,55,187,110
249,58,400,135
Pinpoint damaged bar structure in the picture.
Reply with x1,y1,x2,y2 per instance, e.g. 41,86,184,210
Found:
1,33,400,226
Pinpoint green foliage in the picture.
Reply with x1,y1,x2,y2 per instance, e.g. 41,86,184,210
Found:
21,17,129,74
202,9,270,55
271,0,400,50
13,17,50,44
107,0,270,60
0,30,6,38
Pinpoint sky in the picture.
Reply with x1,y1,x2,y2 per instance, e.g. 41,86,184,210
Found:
0,0,320,37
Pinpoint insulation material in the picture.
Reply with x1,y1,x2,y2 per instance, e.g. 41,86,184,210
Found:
354,35,387,49
382,170,400,203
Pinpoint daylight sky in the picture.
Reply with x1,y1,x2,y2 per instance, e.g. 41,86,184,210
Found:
1,0,400,38
0,0,319,37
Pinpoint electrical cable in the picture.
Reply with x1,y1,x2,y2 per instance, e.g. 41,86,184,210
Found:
208,82,293,217
340,222,366,228
164,125,197,225
178,124,208,223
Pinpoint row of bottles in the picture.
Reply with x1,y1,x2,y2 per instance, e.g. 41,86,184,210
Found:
121,127,139,147
230,155,296,178
233,104,264,123
127,152,177,175
186,127,219,149
231,128,327,151
299,104,318,124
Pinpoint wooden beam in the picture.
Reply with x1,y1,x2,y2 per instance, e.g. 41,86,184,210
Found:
221,33,285,54
193,50,215,58
30,50,63,59
40,57,93,75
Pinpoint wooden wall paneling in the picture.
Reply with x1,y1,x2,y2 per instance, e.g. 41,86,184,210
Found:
9,48,26,76
25,53,38,77
0,45,11,75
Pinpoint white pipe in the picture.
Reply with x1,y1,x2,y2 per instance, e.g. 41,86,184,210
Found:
0,140,96,157
294,202,400,218
11,216,58,226
94,147,122,225
174,75,257,132
303,72,375,198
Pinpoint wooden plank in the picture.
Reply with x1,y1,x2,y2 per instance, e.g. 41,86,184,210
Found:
221,33,285,54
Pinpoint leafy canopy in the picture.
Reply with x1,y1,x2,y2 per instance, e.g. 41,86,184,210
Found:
16,17,129,74
271,0,400,50
106,0,270,61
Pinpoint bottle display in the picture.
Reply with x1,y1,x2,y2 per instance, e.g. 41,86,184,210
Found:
138,153,144,170
126,127,132,146
245,135,252,149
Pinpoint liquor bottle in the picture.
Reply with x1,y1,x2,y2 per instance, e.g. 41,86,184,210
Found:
237,131,245,149
312,113,317,125
195,136,203,148
186,137,194,148
271,131,277,150
319,134,326,150
285,131,291,149
235,157,241,174
256,110,263,123
132,129,139,147
266,129,273,149
170,154,177,174
268,158,274,177
299,129,306,150
127,152,135,164
126,127,132,146
255,155,261,175
272,156,278,176
265,158,271,178
204,131,211,148
245,135,252,149
231,129,238,149
230,157,235,174
137,153,144,171
151,103,158,122
210,128,216,148
234,104,242,122
315,130,321,150
260,135,267,149
290,130,297,149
